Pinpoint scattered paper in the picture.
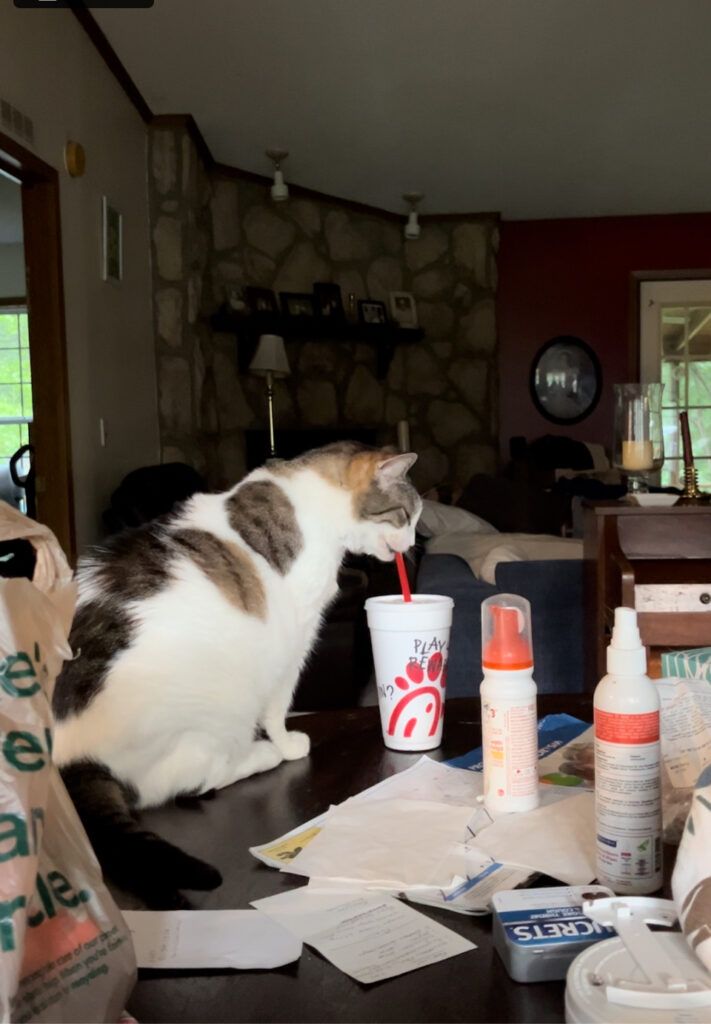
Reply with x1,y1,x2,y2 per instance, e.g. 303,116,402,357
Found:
250,717,595,915
472,790,596,885
122,909,302,970
252,888,475,984
285,797,475,888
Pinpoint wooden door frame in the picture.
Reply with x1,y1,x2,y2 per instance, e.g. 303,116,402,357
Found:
0,130,75,562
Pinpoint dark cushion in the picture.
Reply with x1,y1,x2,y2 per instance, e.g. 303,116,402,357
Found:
416,552,584,697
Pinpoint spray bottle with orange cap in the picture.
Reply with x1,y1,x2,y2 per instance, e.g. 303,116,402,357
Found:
480,593,540,815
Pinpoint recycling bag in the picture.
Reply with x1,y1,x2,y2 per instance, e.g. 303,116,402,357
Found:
0,502,137,1022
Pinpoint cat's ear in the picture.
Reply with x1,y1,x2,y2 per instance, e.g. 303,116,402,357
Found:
376,452,417,485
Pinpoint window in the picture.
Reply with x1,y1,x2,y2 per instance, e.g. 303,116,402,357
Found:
0,307,32,493
640,280,711,489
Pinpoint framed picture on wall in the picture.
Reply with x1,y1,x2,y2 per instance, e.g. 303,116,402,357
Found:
102,197,123,283
529,335,602,424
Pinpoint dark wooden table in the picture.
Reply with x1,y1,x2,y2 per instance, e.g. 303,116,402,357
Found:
123,694,597,1023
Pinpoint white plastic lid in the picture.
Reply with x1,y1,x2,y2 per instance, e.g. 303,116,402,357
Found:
565,898,711,1022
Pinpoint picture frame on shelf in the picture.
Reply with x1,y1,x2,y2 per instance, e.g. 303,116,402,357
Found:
358,299,388,325
101,196,123,282
389,291,417,328
280,292,315,317
245,286,278,315
313,282,344,319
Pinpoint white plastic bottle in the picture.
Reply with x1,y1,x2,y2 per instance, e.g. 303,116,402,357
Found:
480,594,539,815
594,606,663,895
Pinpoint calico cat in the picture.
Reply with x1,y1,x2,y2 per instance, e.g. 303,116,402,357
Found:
53,443,421,908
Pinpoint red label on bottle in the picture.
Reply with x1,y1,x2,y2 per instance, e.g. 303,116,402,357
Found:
594,708,659,744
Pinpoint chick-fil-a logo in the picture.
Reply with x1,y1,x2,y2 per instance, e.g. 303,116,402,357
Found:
386,645,447,738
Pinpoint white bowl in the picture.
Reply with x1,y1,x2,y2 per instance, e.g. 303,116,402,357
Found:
631,493,679,507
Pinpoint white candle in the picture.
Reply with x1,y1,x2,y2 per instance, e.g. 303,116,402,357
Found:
397,420,410,453
622,439,653,470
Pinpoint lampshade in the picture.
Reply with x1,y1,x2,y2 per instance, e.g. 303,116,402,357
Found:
249,334,290,378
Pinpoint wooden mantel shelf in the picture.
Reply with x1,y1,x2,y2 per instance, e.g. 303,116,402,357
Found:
210,309,424,378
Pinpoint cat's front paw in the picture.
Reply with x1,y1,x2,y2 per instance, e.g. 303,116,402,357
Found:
277,729,311,761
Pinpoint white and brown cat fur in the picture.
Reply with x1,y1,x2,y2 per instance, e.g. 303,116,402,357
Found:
53,443,421,907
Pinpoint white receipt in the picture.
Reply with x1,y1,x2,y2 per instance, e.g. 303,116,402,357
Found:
252,888,475,984
122,909,302,970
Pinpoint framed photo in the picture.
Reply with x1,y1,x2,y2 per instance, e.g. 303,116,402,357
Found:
102,196,123,282
313,282,344,319
280,292,315,317
245,286,278,315
529,335,603,425
358,299,387,325
389,291,417,328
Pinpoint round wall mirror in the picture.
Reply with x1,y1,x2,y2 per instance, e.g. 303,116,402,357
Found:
529,335,602,425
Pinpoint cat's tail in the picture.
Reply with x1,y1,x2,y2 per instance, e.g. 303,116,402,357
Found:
60,760,222,909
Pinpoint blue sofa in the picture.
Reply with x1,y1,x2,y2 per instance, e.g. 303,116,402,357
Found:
416,552,585,697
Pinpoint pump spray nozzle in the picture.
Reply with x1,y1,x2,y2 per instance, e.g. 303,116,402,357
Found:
481,594,533,670
607,606,647,676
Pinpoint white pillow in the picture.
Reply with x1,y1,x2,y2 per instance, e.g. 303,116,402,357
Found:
416,499,498,539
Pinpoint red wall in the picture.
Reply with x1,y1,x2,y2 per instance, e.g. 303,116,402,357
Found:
497,213,711,460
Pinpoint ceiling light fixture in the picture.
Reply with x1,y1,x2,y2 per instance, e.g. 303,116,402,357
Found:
266,148,289,202
403,191,423,240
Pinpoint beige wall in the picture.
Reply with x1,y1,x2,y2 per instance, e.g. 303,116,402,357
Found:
2,6,159,551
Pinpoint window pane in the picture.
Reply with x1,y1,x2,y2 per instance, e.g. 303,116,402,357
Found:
0,315,19,349
662,408,680,461
688,362,711,407
0,384,22,417
0,423,22,458
661,456,684,489
698,460,711,489
688,308,711,358
18,315,29,348
662,360,685,406
661,307,685,358
0,350,22,385
689,409,711,457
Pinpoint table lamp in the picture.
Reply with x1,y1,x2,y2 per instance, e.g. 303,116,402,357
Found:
249,334,290,457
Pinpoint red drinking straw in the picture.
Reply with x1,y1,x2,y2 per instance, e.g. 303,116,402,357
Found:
395,551,412,602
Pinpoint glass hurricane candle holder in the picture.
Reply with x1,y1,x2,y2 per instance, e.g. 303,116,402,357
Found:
613,382,664,497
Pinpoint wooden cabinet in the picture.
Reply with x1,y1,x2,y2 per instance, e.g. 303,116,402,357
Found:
583,501,711,688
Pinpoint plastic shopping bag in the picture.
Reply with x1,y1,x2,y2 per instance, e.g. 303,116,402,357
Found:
0,502,137,1023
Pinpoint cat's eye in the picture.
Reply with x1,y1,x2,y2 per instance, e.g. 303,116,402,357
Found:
370,506,408,527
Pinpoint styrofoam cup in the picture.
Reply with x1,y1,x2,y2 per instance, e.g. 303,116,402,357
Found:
365,594,454,751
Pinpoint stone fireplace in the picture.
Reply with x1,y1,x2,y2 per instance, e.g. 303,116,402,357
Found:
148,118,500,496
